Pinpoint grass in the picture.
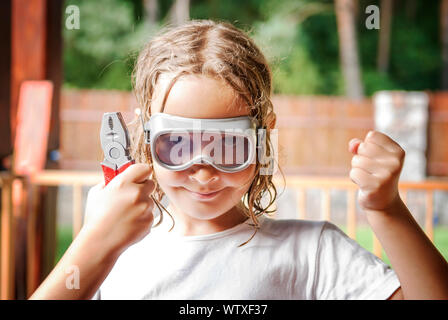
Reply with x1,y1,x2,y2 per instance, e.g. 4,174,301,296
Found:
55,225,73,264
55,224,448,265
338,225,448,265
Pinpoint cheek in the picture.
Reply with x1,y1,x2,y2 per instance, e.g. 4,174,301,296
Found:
222,164,256,191
152,162,186,190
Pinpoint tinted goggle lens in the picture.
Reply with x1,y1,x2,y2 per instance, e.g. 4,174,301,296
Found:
154,132,251,169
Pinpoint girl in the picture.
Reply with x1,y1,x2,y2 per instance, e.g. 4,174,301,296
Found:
31,19,448,300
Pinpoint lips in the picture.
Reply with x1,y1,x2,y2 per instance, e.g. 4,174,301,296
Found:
185,188,222,200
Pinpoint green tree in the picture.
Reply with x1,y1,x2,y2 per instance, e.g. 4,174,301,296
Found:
63,0,157,90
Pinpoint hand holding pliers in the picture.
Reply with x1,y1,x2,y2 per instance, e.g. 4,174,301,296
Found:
100,112,135,185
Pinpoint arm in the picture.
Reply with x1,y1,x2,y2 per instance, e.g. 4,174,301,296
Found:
29,227,122,299
30,164,155,299
349,131,448,300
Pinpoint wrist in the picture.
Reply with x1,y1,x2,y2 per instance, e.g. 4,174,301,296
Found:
75,226,123,264
363,194,407,225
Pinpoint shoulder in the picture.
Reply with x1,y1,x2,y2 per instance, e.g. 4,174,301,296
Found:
261,216,326,233
257,216,328,244
257,218,351,249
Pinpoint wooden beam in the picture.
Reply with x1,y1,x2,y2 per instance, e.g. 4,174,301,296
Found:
0,0,12,160
0,174,15,300
11,0,48,143
45,0,63,154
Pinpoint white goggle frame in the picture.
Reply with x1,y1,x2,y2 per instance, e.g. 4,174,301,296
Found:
143,113,259,173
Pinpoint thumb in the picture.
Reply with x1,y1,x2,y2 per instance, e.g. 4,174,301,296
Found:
112,163,152,185
348,138,362,154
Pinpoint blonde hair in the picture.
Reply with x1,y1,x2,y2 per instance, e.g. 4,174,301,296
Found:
130,19,284,245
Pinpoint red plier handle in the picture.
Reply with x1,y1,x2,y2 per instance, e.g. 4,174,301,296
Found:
100,112,134,185
101,160,135,186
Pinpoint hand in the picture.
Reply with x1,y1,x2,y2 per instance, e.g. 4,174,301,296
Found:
348,131,405,212
83,163,155,255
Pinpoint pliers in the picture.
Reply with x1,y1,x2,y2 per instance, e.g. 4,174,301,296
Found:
100,112,135,185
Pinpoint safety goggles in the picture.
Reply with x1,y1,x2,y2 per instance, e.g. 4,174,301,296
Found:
143,113,259,173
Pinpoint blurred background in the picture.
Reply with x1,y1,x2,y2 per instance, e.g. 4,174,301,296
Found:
1,0,448,299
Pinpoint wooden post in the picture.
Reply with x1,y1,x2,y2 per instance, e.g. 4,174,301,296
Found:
296,188,306,219
8,0,63,299
0,0,12,161
322,188,331,221
72,184,83,238
0,174,15,300
425,190,434,242
373,234,383,259
11,0,48,143
346,189,356,240
26,184,41,297
399,188,407,206
441,0,448,89
335,0,364,99
377,0,393,73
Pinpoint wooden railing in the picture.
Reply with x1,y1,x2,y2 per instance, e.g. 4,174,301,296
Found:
28,171,448,253
1,170,448,299
272,176,448,258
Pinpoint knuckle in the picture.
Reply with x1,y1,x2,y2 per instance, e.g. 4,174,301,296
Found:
367,130,377,140
399,148,406,159
389,158,402,173
349,168,361,183
146,199,154,212
351,155,359,167
133,202,149,218
394,148,405,160
364,191,376,202
357,143,365,153
382,170,393,182
369,179,381,191
138,182,154,198
146,179,155,192
113,178,126,189
87,186,97,197
130,188,141,205
143,201,152,213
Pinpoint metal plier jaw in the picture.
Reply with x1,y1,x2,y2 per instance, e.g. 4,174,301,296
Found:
100,112,135,185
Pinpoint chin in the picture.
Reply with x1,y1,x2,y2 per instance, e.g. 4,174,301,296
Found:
164,187,234,220
182,196,231,219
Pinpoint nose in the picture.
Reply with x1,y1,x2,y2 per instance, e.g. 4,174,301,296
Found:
188,164,219,185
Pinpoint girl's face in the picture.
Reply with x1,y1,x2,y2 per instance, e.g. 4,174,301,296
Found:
151,74,256,231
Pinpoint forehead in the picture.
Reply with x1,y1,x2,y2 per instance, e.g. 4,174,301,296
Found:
151,74,249,118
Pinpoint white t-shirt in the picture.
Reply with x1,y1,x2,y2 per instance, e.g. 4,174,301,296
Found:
93,216,400,300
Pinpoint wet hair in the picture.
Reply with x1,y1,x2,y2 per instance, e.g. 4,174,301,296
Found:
130,19,284,245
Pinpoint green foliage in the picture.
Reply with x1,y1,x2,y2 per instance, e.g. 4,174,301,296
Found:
272,44,321,95
362,69,400,96
250,0,333,95
63,0,158,90
62,0,444,95
357,0,441,94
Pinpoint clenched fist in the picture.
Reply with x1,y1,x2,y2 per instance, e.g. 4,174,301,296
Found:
83,163,155,254
349,131,405,212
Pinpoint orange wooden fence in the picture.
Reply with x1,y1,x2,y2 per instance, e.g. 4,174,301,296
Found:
58,90,448,176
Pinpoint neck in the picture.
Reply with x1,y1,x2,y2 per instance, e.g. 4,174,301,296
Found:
165,202,248,236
